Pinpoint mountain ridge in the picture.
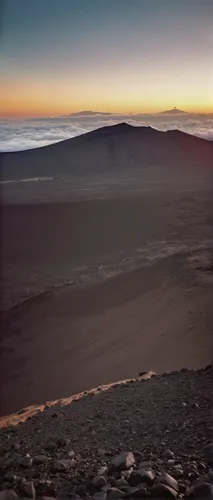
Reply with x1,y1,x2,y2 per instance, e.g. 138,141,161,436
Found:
1,123,213,181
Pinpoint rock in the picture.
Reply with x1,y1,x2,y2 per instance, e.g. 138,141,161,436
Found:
204,444,213,465
36,479,57,497
93,493,107,500
92,476,108,488
111,452,135,471
51,412,59,418
129,468,155,486
68,450,75,458
187,482,213,499
163,450,175,460
3,472,17,483
133,451,143,461
52,459,72,472
34,454,50,464
173,468,183,478
126,486,148,497
97,466,108,476
45,442,57,452
55,437,67,447
150,483,178,498
121,468,133,480
13,443,21,452
0,492,18,500
41,498,56,500
19,455,33,468
178,483,187,493
98,449,107,457
158,473,179,492
107,488,125,499
116,478,129,488
139,461,152,470
20,481,36,498
168,459,176,466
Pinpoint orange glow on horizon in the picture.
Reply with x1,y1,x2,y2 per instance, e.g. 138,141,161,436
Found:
1,74,213,118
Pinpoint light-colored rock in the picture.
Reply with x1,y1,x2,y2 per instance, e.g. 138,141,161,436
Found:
158,472,179,492
97,466,108,477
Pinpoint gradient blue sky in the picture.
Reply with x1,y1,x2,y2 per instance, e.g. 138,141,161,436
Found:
1,0,213,116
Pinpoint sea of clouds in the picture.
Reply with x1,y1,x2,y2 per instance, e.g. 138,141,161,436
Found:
1,111,213,152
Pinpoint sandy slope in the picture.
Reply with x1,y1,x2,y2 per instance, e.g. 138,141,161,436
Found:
1,248,212,417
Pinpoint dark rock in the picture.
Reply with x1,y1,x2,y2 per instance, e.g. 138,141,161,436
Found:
36,479,57,497
187,482,213,499
129,469,155,486
92,476,108,489
3,472,17,483
45,442,57,451
34,454,50,464
150,483,178,498
93,493,107,500
116,478,129,488
126,486,148,497
204,444,213,465
139,461,152,470
107,488,125,498
52,459,73,472
13,443,20,452
162,450,175,460
178,483,186,493
20,481,36,498
111,452,135,471
19,455,33,468
0,491,18,500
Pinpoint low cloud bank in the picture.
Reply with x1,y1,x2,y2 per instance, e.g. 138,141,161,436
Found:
1,111,213,152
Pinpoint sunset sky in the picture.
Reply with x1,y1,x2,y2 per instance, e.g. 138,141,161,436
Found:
1,0,213,117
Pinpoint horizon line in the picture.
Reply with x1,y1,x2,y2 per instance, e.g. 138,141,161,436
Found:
1,107,213,120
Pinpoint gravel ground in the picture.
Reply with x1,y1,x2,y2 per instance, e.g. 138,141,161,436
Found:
0,366,212,499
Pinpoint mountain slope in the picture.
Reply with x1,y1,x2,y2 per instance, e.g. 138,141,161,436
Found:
1,123,213,181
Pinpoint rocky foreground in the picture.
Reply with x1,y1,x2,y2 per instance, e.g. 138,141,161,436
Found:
0,366,212,499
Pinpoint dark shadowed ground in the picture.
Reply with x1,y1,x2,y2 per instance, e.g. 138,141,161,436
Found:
0,170,213,416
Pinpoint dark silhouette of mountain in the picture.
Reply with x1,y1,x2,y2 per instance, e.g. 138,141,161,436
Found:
159,108,188,115
1,123,213,181
64,110,114,117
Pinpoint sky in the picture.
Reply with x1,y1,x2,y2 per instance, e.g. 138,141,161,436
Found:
1,0,213,118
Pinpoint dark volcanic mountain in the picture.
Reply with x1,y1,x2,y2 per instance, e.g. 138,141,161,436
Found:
1,123,213,181
159,108,188,115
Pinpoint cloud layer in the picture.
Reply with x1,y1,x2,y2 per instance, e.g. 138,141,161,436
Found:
1,111,213,152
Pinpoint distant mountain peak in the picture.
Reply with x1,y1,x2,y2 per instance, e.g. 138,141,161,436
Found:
159,107,188,115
